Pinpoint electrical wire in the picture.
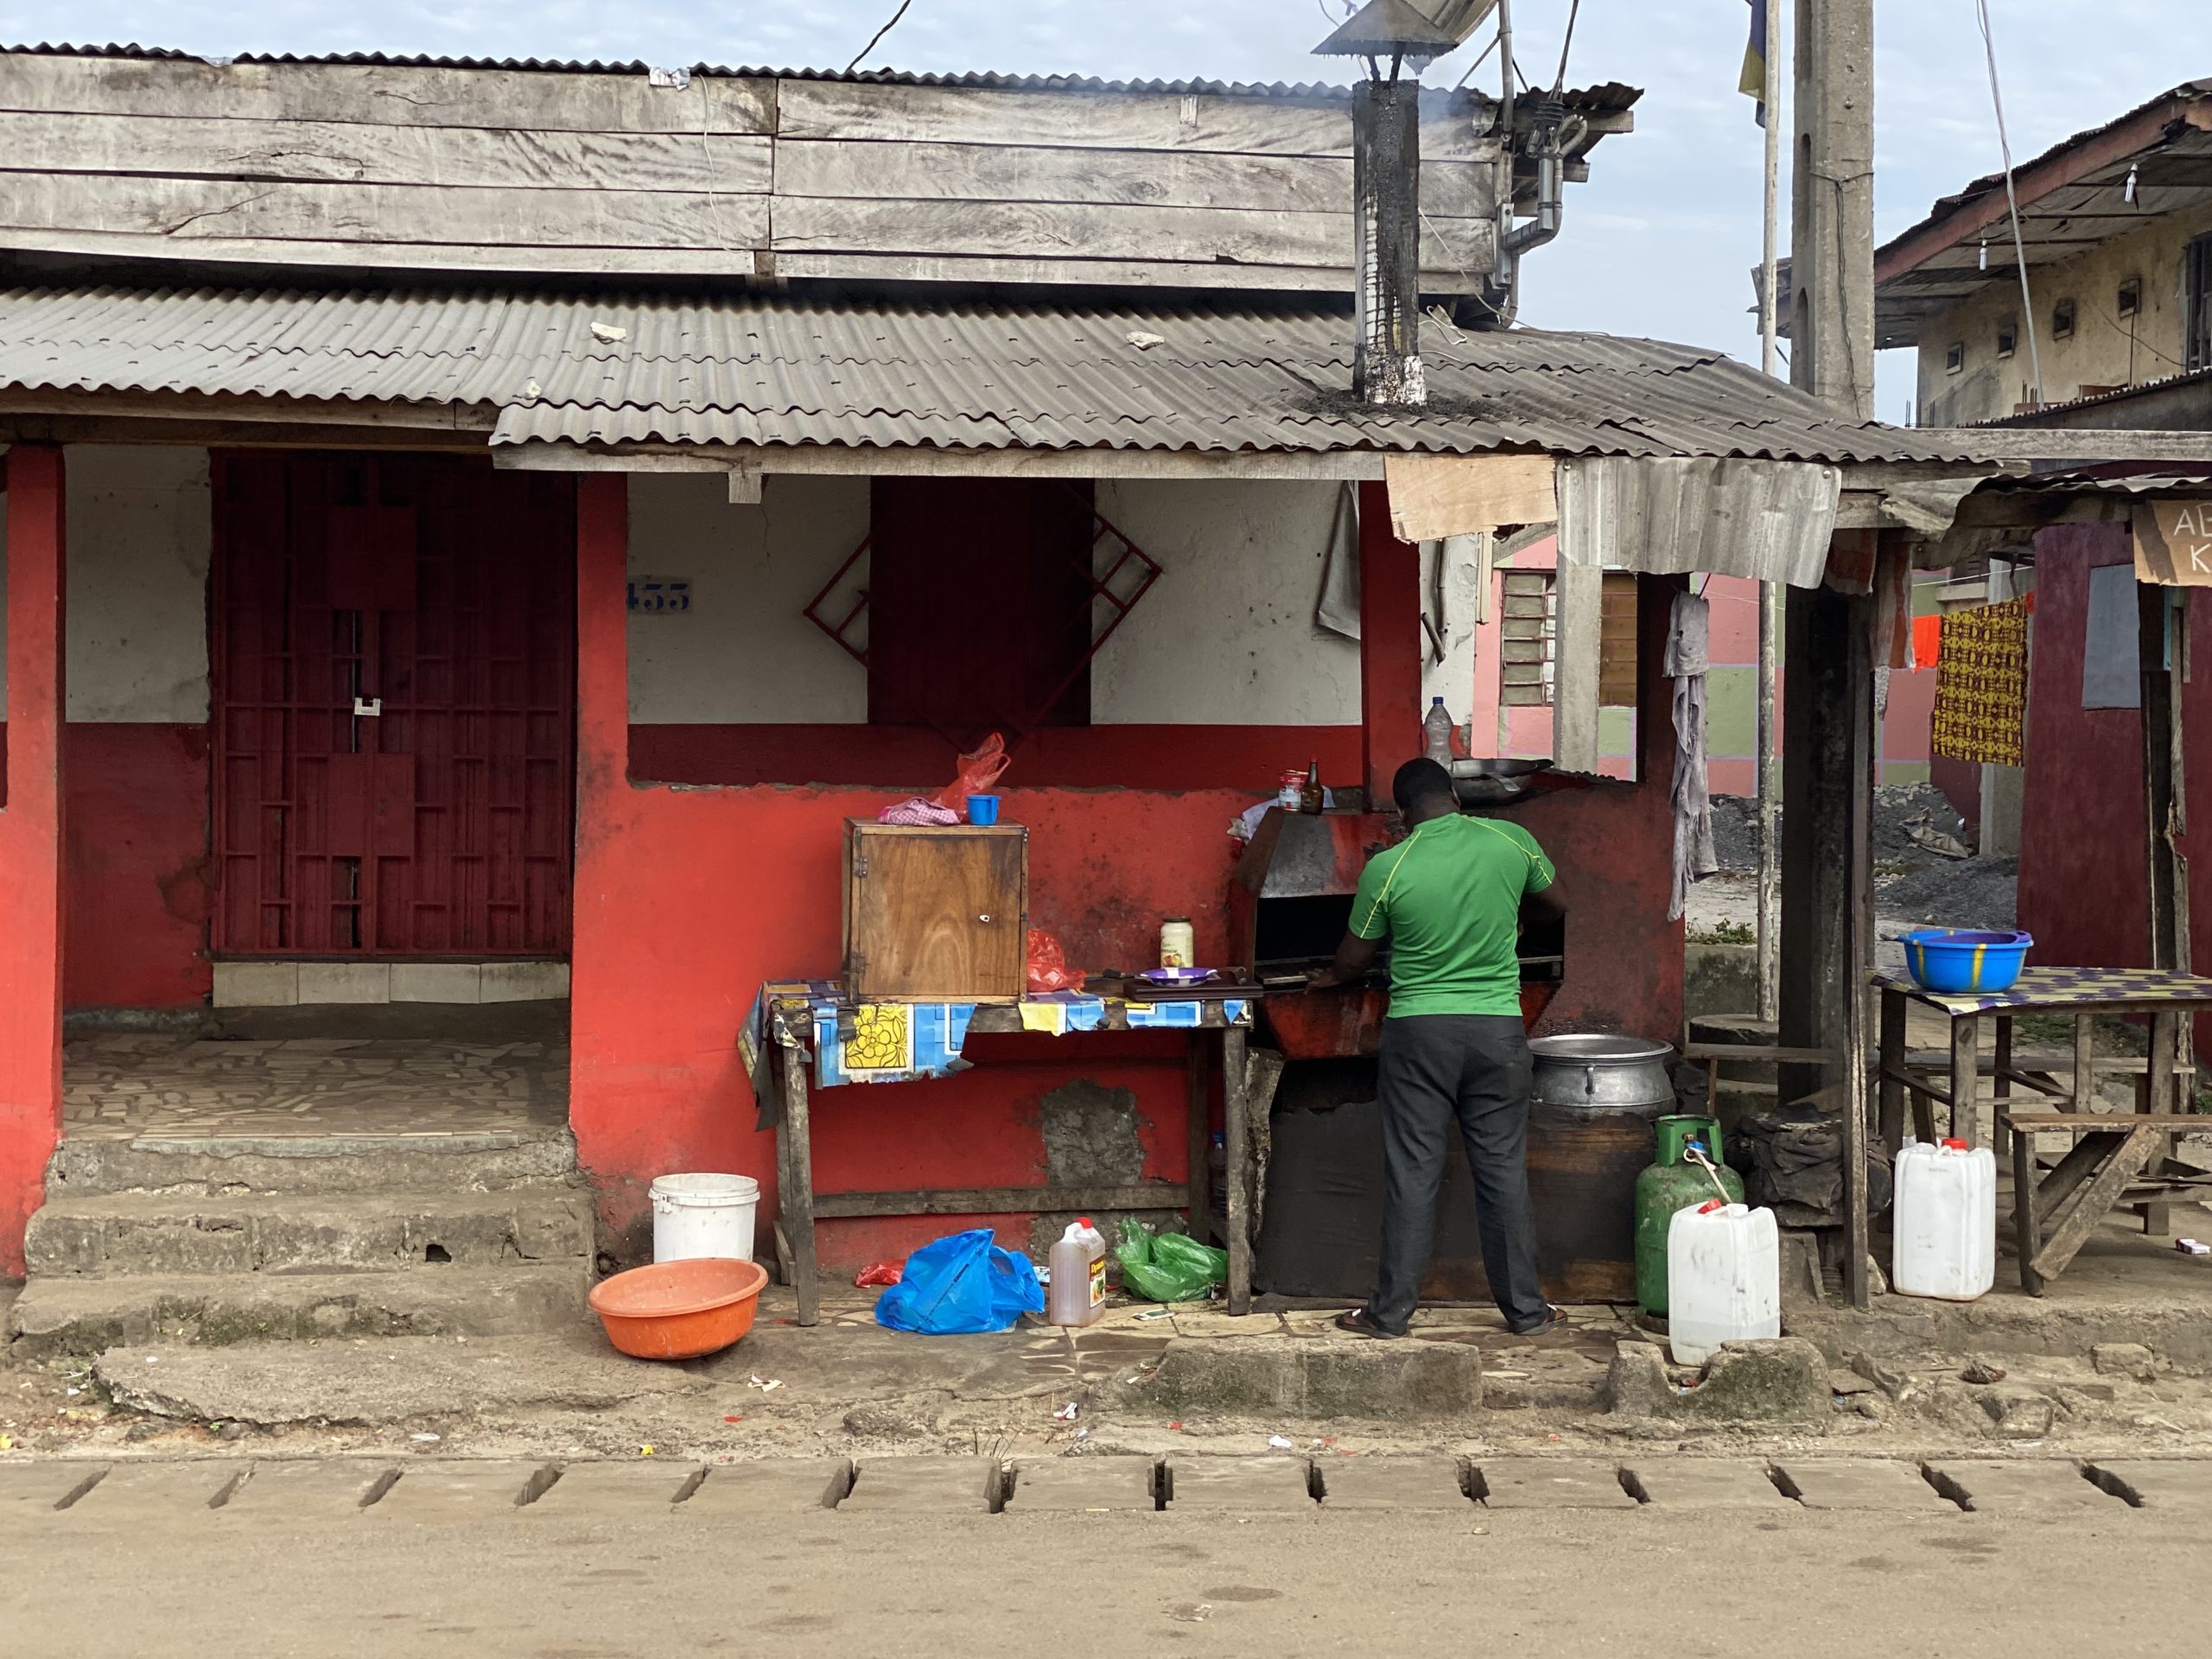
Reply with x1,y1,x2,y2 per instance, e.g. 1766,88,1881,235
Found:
1974,0,2044,407
845,0,915,75
1552,0,1581,93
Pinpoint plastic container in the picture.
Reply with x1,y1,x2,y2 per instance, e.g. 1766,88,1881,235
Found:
1160,918,1196,969
1634,1116,1743,1317
589,1257,766,1359
1423,696,1455,764
1902,928,2033,995
1666,1200,1781,1365
965,793,1001,826
1891,1137,1998,1300
650,1172,760,1264
1047,1217,1107,1326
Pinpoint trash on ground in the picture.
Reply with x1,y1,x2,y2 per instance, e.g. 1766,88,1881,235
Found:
1114,1218,1229,1303
747,1375,785,1393
873,1228,1045,1335
2179,1238,2210,1255
1267,1434,1294,1449
410,1433,441,1443
1961,1359,2008,1385
1053,1402,1079,1421
722,1414,744,1424
854,1262,904,1287
1133,1307,1173,1323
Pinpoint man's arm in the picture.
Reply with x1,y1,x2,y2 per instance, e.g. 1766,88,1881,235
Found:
1305,931,1381,991
1521,882,1567,925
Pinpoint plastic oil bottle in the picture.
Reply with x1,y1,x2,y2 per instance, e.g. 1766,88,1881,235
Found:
1048,1217,1107,1327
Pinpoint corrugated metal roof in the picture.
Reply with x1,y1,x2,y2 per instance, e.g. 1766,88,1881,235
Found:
6,41,1630,105
0,285,1969,464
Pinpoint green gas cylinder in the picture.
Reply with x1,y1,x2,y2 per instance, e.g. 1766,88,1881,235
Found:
1634,1115,1745,1317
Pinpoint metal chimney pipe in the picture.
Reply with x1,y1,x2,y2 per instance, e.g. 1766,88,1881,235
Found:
1352,78,1426,408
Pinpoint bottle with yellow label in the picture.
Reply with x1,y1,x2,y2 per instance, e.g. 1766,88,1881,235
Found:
1047,1218,1107,1326
1160,918,1196,969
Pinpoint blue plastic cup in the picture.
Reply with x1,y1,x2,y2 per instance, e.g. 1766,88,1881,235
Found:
966,794,1001,826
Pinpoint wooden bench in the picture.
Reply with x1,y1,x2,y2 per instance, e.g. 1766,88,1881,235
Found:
2003,1111,2212,1294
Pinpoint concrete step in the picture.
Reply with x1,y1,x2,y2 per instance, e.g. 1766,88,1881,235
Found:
47,1128,577,1198
5,1263,590,1355
25,1189,594,1277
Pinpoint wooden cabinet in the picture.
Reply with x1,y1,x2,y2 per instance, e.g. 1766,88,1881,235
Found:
842,821,1029,1001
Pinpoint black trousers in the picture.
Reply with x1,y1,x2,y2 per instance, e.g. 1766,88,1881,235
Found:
1364,1014,1549,1334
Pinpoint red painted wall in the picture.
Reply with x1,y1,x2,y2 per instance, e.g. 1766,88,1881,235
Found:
1,448,67,1276
2018,523,2212,1046
573,479,1686,1271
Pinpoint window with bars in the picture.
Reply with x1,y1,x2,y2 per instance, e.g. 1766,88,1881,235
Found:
1498,569,1559,707
2188,233,2212,373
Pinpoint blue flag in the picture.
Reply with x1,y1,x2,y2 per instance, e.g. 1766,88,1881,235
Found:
1740,0,1769,128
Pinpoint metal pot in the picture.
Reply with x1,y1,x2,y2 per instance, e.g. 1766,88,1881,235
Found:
1528,1033,1676,1116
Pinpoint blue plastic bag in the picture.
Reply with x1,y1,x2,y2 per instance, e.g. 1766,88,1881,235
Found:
874,1229,1044,1335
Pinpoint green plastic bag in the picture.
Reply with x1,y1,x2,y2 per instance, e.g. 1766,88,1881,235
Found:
1115,1219,1228,1303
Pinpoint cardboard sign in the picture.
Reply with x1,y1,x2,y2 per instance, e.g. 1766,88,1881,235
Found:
2133,501,2212,585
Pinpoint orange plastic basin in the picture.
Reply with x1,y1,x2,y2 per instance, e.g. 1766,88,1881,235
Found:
588,1257,767,1360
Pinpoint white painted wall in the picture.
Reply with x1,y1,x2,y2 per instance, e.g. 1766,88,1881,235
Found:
623,472,1362,725
0,444,212,721
626,471,870,722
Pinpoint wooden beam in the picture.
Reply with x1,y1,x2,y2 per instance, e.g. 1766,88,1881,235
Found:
493,443,1391,481
0,224,778,276
810,1184,1191,1220
1916,429,2212,462
0,389,494,431
772,247,1482,293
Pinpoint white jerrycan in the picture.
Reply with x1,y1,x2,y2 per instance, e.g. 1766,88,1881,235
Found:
1891,1138,1997,1301
1666,1200,1781,1366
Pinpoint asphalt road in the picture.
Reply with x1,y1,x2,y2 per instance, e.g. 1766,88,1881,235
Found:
4,1454,2207,1657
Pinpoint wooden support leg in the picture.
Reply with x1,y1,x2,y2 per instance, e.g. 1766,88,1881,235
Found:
2011,1120,2044,1296
2074,1013,2096,1115
1993,1015,2014,1115
1949,1014,1980,1148
1222,1026,1252,1316
2143,1202,2173,1237
1878,988,1906,1153
779,1044,820,1327
1185,1035,1215,1247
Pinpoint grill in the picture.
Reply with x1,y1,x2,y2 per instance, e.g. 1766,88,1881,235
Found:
1228,807,1565,1059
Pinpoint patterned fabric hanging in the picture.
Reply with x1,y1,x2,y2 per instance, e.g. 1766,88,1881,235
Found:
1929,598,2031,766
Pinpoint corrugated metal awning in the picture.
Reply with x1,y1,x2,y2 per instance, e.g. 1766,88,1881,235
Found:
0,284,1974,466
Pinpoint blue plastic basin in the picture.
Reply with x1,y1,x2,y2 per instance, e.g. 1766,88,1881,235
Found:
1902,929,2033,995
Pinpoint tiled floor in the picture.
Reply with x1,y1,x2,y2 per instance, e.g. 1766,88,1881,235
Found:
60,1034,569,1140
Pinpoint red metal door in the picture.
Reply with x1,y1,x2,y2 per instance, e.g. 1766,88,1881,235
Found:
212,453,576,957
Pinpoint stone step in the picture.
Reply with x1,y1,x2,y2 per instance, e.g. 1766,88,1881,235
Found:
47,1128,577,1198
25,1189,594,1277
5,1263,590,1355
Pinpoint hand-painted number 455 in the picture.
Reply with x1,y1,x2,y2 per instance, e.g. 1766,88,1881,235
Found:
627,578,693,613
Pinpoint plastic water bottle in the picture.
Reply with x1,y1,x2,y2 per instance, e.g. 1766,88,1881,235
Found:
1891,1138,1997,1300
1423,696,1455,764
1665,1200,1781,1365
1047,1217,1107,1327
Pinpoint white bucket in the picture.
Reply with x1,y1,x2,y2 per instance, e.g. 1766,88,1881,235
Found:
650,1173,760,1263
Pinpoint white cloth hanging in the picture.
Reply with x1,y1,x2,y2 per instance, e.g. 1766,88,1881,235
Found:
1664,591,1719,921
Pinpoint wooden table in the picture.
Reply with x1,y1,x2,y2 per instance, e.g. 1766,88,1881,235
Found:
752,983,1271,1325
1872,967,2212,1292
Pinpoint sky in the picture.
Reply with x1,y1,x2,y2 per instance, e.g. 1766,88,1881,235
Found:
3,1,2208,420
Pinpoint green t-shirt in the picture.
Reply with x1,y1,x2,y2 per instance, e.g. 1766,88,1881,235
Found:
1349,814,1555,1018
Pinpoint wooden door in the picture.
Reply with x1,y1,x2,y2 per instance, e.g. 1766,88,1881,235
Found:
212,453,576,957
843,823,1029,1001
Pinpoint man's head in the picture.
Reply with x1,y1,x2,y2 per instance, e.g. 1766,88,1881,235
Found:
1392,757,1459,823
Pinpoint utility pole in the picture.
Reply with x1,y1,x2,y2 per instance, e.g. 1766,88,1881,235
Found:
1778,0,1876,1306
1755,0,1783,1025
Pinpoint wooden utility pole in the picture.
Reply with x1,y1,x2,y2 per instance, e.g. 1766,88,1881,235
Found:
1778,0,1877,1306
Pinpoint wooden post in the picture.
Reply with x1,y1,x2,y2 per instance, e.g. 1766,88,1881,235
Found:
779,1044,820,1327
1222,1026,1252,1315
1357,478,1423,807
1841,593,1874,1308
1949,1014,1980,1148
2074,1012,2096,1113
1877,988,1906,1151
2140,585,2195,1107
0,445,67,1278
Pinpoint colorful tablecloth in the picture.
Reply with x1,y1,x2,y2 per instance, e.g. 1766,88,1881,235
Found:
742,980,1252,1122
1873,966,2212,1017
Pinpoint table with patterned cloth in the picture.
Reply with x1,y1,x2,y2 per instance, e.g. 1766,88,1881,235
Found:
1873,968,2212,1292
742,981,1262,1325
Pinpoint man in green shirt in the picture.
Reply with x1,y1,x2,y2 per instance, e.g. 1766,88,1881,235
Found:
1308,757,1567,1338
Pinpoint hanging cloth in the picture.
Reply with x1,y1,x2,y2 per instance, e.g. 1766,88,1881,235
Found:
1929,598,2030,766
1664,591,1719,922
